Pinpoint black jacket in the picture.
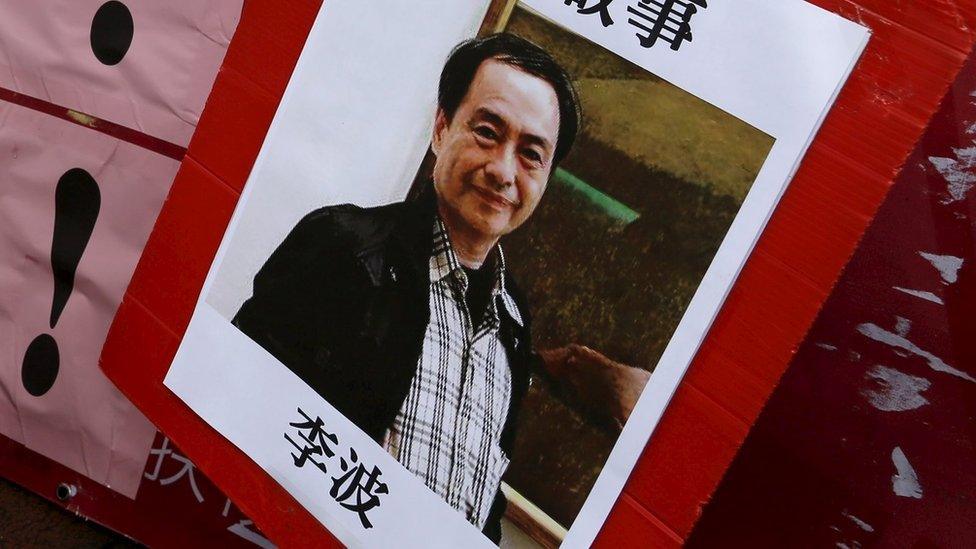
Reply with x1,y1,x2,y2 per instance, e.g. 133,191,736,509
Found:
232,190,535,543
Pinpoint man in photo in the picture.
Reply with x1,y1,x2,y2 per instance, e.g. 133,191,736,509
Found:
232,33,649,542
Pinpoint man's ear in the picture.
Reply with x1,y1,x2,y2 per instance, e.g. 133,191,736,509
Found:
431,108,449,156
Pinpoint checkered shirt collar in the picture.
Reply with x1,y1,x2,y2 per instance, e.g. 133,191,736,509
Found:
429,217,523,327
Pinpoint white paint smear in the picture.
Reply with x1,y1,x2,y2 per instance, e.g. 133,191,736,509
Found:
816,342,838,351
893,287,944,305
891,447,923,499
929,147,976,204
861,365,930,412
894,316,912,337
857,322,975,383
919,251,964,284
842,510,875,533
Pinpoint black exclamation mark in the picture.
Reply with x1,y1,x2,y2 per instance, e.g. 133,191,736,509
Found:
21,169,101,397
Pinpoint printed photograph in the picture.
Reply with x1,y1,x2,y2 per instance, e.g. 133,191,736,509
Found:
205,3,773,546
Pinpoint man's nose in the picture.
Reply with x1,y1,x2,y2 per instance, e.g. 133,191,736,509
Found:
485,146,517,189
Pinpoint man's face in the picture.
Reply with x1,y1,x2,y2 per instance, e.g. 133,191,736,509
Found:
432,58,561,241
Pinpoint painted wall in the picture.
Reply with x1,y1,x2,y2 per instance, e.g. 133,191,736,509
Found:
688,41,976,548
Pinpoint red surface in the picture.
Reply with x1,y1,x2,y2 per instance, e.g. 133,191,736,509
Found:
97,0,976,547
687,46,976,546
125,158,238,335
619,2,976,542
0,429,270,548
595,494,682,549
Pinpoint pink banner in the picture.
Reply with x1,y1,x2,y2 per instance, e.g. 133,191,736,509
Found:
0,0,241,146
0,102,179,498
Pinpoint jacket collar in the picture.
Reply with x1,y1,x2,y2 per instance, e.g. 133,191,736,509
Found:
428,216,524,327
391,182,440,282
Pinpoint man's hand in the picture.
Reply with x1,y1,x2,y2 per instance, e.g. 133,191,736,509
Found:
537,344,651,433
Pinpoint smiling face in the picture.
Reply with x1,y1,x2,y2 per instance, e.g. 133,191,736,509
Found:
431,58,561,243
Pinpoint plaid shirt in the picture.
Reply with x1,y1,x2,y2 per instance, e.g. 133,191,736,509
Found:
386,217,523,529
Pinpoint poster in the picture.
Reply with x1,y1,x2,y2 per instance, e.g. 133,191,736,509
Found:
0,101,179,498
163,0,869,546
0,0,242,146
0,0,241,503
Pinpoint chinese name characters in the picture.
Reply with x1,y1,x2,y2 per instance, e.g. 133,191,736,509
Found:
286,408,390,529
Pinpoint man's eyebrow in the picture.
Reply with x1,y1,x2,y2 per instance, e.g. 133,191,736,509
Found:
473,107,508,129
472,107,553,153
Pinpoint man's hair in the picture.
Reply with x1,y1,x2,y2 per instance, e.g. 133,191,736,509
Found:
438,33,581,167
